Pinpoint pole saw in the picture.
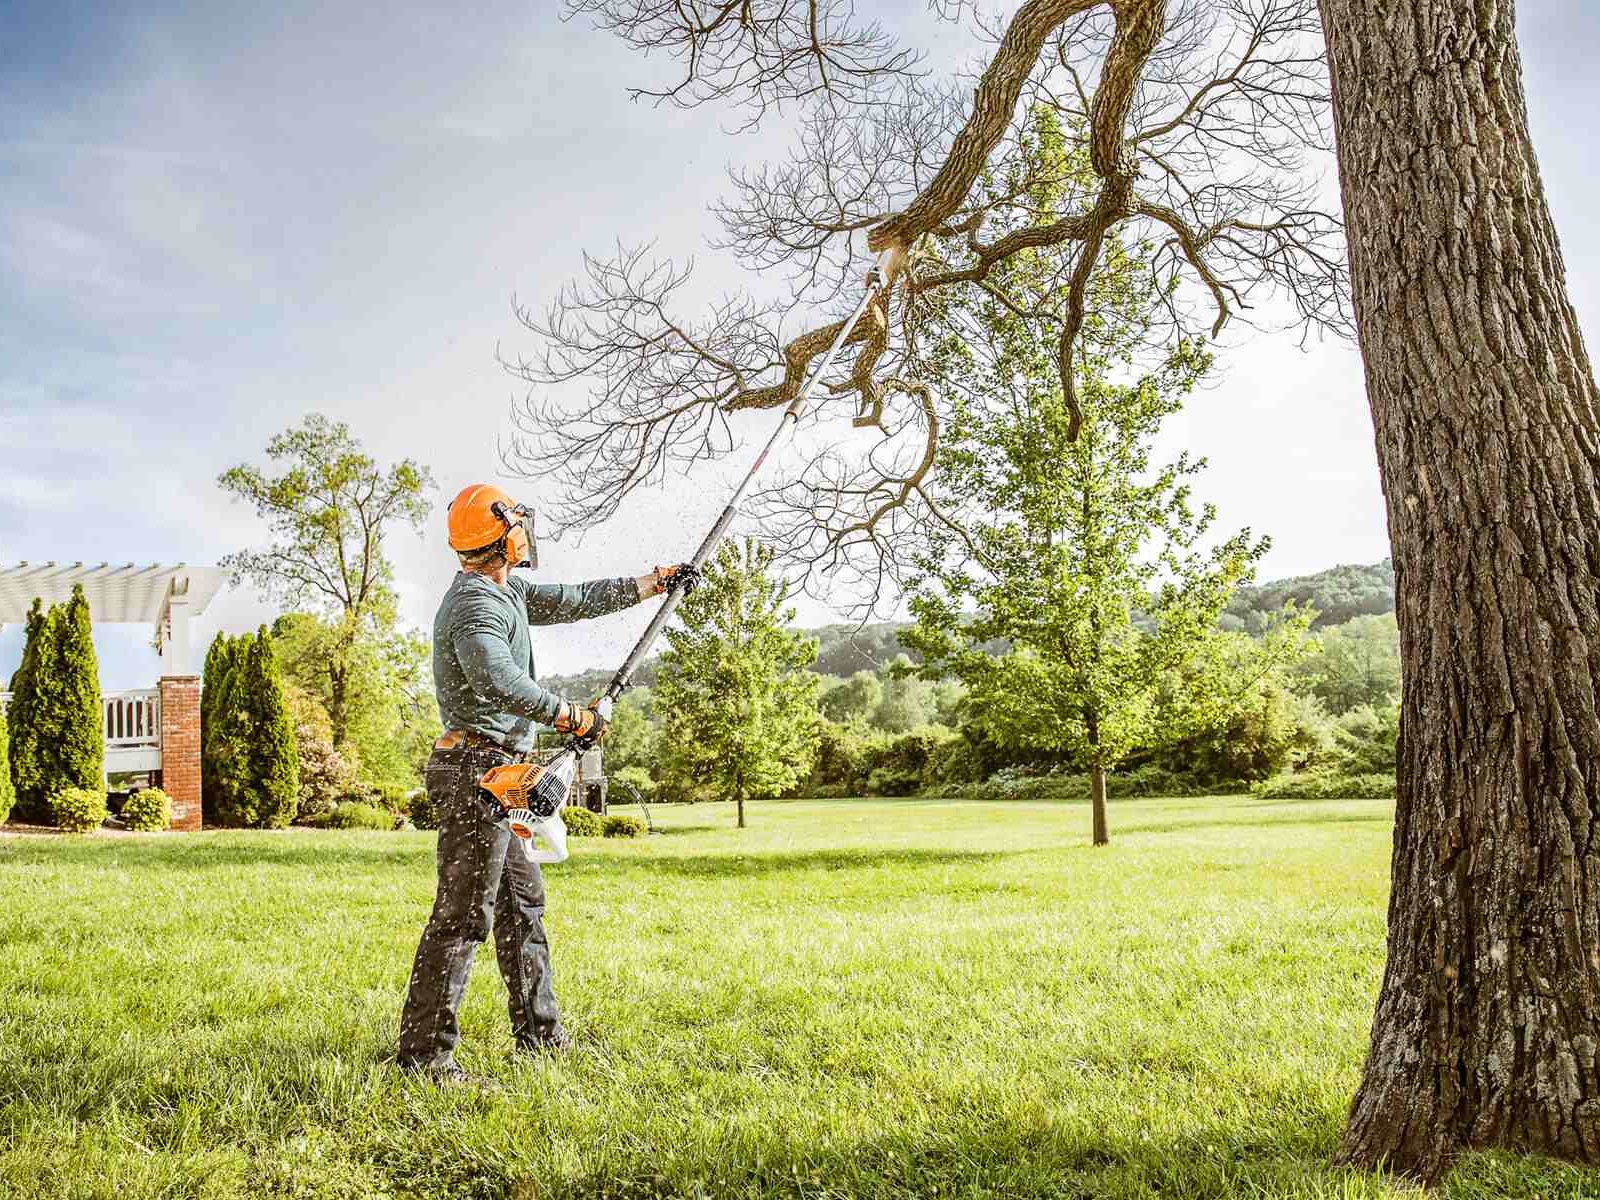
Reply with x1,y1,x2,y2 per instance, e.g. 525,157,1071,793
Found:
479,250,895,863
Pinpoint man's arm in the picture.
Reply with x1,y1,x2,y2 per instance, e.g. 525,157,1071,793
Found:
517,576,646,627
452,624,568,724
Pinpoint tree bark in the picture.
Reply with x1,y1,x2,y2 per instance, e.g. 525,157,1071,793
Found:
1320,0,1600,1181
1089,760,1109,848
736,793,746,829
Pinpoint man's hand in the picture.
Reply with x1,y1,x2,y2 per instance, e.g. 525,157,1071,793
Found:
637,562,699,599
553,700,609,742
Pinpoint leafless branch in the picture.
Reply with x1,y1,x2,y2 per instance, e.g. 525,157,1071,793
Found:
512,0,1349,611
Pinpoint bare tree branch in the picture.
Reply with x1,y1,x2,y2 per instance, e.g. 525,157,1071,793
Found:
512,0,1349,610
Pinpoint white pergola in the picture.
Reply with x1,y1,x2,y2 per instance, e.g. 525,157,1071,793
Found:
0,562,225,675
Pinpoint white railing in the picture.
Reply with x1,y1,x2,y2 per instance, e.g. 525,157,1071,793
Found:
0,688,163,772
105,689,161,749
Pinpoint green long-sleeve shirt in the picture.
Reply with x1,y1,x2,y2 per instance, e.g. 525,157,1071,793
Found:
432,570,642,752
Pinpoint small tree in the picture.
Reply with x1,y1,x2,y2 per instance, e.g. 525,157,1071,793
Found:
219,414,433,746
902,122,1266,845
655,540,820,827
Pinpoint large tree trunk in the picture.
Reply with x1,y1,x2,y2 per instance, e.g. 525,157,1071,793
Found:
1320,0,1600,1181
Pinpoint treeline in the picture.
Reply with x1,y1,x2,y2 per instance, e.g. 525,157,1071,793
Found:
546,560,1397,695
1223,560,1395,632
603,607,1401,807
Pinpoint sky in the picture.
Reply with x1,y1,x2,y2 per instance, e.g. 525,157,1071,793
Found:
3,0,1599,689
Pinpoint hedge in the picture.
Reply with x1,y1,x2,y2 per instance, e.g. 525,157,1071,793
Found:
1250,770,1396,800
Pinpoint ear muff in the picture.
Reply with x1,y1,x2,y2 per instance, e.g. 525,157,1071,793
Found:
491,501,538,570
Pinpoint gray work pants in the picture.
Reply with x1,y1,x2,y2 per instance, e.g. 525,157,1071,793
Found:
397,745,562,1068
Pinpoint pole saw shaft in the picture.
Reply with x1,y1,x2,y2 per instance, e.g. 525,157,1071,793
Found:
600,251,894,705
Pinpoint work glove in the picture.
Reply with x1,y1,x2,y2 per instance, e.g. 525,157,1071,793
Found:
652,562,701,595
553,699,608,743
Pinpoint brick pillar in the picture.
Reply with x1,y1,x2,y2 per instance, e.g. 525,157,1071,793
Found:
159,675,202,832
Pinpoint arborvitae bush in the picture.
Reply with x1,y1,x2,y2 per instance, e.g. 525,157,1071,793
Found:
53,586,104,795
122,788,172,832
210,629,300,828
8,599,57,822
0,705,13,825
562,806,604,837
8,588,104,824
200,633,236,820
51,786,107,833
601,812,647,839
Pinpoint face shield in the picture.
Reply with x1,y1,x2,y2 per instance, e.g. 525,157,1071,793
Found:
491,500,538,570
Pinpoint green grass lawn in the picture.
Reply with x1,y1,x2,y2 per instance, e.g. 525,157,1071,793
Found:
2,796,1597,1199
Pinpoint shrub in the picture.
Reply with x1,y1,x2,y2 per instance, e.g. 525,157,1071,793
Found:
602,813,647,838
323,800,393,830
1331,703,1399,775
51,786,107,833
122,788,171,832
409,789,441,831
284,683,361,823
1251,770,1396,800
610,765,656,800
562,806,604,837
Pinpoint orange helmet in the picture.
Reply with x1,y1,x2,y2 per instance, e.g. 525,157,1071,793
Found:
446,483,537,568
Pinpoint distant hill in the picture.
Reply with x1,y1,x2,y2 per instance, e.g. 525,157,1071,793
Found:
1223,559,1395,632
540,560,1397,691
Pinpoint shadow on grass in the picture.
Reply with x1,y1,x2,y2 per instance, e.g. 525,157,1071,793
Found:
511,1110,1583,1200
1122,811,1393,837
641,846,1009,879
0,832,429,872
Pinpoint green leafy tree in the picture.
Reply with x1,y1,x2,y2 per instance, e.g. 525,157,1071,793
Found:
869,658,943,733
269,611,436,793
818,671,883,725
602,688,660,775
903,108,1264,845
219,414,434,747
655,540,820,827
1292,613,1401,715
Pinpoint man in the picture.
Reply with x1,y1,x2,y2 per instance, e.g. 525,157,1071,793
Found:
398,482,687,1084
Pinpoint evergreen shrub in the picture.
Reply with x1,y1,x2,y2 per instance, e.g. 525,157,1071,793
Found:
562,806,603,837
323,801,392,830
601,813,647,838
122,788,171,832
0,706,13,825
51,786,107,833
1250,770,1396,800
